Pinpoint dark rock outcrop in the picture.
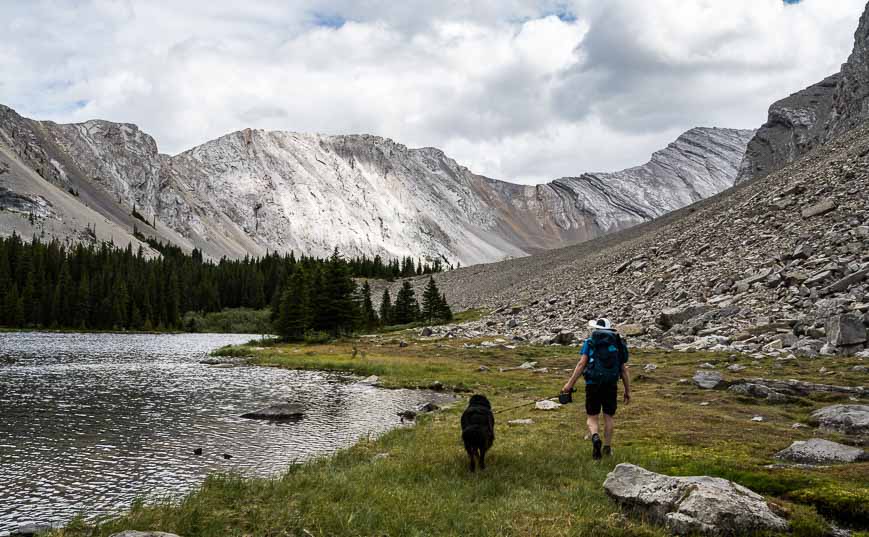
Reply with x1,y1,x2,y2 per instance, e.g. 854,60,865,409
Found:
240,403,304,421
738,2,869,182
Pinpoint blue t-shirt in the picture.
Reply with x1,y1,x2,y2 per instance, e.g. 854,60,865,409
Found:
580,334,628,384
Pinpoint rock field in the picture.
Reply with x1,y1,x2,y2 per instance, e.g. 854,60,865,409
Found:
425,121,869,359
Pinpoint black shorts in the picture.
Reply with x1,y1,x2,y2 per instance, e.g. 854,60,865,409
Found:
585,383,618,416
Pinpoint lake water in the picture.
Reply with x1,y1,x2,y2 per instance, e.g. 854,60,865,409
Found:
0,332,450,532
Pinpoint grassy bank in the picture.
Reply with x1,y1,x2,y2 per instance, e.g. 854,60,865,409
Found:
181,307,273,335
57,335,868,537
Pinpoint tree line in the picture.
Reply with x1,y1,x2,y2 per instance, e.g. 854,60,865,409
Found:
0,233,449,334
275,266,453,340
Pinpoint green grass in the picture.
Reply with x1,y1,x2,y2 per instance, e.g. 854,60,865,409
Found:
55,337,868,537
182,308,273,334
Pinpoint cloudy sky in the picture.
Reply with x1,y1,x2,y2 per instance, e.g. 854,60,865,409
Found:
0,0,865,184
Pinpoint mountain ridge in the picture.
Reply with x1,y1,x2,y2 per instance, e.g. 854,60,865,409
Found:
0,103,752,265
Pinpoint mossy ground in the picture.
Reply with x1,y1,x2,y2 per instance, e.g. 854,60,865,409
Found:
57,333,868,537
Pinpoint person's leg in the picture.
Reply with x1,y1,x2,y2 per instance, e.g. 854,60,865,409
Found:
601,383,618,456
586,413,600,436
585,383,603,459
603,413,614,446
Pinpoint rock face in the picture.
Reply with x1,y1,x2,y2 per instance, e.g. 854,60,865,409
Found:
603,463,789,535
810,404,869,437
826,314,868,346
240,403,304,421
775,438,866,464
738,2,869,182
0,102,752,265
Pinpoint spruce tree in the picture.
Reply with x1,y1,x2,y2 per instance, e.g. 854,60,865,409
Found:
393,281,418,325
277,268,310,340
75,272,90,329
421,276,440,324
438,292,453,321
3,284,20,326
379,288,392,326
358,281,378,331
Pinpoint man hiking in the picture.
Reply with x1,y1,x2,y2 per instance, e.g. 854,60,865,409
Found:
561,318,631,460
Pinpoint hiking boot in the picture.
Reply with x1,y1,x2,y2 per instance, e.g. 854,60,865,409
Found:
591,434,602,460
602,445,612,457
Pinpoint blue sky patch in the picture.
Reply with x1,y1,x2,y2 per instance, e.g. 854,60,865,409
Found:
311,12,345,28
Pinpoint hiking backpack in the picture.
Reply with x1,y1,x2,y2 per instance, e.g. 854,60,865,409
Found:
584,330,624,384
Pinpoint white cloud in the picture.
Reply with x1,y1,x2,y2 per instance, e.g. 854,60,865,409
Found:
0,0,865,183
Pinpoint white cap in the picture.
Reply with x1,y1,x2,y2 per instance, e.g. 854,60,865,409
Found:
587,318,615,330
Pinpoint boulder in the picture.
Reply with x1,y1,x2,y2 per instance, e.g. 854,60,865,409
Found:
810,404,869,436
620,324,646,336
240,403,304,421
603,463,788,535
775,438,866,464
356,375,380,386
419,327,433,337
657,304,713,329
550,331,575,345
826,314,868,347
822,267,869,294
417,402,439,413
728,383,793,403
693,371,724,389
801,198,837,218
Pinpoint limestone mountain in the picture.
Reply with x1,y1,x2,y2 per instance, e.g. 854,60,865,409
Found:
0,103,751,265
738,1,869,182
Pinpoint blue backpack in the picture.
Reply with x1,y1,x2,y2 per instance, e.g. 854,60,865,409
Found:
584,330,624,384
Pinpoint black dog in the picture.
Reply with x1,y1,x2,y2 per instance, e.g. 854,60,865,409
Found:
461,394,495,472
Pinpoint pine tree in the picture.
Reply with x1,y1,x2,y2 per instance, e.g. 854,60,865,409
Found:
20,270,36,327
358,281,378,331
438,292,453,321
421,276,440,324
379,288,392,326
393,281,418,325
3,284,22,326
317,249,358,336
75,272,90,329
277,269,310,340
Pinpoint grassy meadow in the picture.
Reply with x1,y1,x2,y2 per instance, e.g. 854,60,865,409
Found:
56,333,868,537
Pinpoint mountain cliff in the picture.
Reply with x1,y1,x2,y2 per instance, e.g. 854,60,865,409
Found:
0,103,752,265
738,2,869,182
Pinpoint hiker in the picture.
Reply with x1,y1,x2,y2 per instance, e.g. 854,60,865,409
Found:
561,318,631,460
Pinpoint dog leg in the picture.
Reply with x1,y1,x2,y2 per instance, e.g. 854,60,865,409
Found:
466,447,476,472
479,448,486,470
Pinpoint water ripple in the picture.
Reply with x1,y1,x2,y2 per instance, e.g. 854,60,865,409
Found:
0,332,449,532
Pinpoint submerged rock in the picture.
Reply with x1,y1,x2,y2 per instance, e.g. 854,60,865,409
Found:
240,403,304,421
603,463,788,535
775,438,866,464
10,523,54,536
356,375,380,386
